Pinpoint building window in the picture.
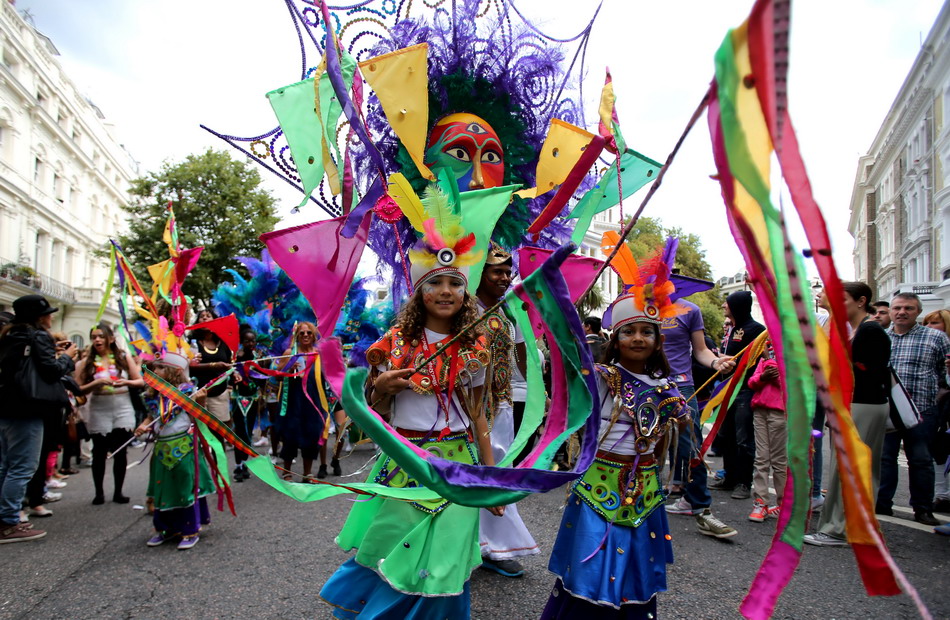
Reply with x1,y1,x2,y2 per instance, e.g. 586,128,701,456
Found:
33,156,44,185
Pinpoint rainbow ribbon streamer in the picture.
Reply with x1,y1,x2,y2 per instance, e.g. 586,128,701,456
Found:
707,1,925,618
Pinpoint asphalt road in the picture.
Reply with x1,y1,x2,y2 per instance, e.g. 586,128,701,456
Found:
1,439,947,620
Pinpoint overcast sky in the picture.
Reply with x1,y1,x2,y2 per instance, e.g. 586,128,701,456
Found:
16,0,946,282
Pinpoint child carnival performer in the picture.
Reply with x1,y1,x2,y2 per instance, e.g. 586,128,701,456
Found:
134,346,216,550
319,188,505,619
542,239,690,620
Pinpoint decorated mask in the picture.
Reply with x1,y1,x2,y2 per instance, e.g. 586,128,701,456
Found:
424,113,504,192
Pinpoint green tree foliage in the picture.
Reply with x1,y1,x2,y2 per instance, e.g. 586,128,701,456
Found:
624,216,725,340
118,149,279,307
576,284,606,319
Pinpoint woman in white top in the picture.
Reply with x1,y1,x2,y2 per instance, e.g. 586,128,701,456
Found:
75,322,143,505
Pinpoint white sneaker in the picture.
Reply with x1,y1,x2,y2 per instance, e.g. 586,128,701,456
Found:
666,497,699,515
810,495,825,511
253,437,269,447
46,479,67,489
42,492,62,503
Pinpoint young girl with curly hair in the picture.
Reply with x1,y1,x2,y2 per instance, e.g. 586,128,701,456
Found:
320,218,500,618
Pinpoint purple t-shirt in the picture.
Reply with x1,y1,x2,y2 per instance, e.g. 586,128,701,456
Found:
660,300,704,383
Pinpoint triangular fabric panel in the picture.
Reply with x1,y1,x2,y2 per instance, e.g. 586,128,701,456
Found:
358,43,435,181
260,213,371,339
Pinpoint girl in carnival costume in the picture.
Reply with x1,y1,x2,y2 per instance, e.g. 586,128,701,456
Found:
542,238,690,619
134,348,215,551
319,187,503,619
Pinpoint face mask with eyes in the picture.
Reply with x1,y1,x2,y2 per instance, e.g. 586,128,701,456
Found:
424,113,505,192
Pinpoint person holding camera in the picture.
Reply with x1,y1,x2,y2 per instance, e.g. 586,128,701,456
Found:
0,295,77,543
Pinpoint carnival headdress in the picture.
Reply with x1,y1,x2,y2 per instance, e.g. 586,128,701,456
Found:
211,249,315,357
404,185,481,288
109,207,202,370
601,232,688,329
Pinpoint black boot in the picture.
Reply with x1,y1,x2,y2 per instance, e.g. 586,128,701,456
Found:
317,464,328,479
331,458,342,476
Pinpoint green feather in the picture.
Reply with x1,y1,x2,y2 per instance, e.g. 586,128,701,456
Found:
420,184,462,235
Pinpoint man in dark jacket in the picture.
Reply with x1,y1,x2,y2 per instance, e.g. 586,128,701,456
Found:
0,295,76,543
709,291,765,499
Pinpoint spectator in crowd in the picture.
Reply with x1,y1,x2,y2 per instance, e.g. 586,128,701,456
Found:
870,301,891,329
805,282,891,546
877,293,950,526
75,322,144,505
710,291,765,500
0,295,77,543
921,309,950,515
664,299,738,539
583,316,607,362
746,339,786,523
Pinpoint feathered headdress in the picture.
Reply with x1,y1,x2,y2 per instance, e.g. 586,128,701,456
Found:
601,232,689,328
211,249,315,356
405,185,481,288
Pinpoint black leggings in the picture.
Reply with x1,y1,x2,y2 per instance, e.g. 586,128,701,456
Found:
91,429,133,498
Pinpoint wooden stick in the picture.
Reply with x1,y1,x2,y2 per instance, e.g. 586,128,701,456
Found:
107,418,159,459
580,85,714,300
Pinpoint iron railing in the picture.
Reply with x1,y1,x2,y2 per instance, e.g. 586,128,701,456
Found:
0,256,77,302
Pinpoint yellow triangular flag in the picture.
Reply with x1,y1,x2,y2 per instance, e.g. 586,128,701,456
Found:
514,119,594,199
359,43,435,181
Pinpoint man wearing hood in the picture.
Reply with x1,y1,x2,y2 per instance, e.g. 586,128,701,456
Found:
709,291,765,499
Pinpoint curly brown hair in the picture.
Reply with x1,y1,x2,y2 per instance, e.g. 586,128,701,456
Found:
395,288,483,348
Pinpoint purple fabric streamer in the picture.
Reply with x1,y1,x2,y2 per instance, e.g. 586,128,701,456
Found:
342,177,383,238
423,244,602,492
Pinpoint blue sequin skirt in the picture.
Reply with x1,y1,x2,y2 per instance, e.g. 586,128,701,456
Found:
320,558,471,620
545,493,672,612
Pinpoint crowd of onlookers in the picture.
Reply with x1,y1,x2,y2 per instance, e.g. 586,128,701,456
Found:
2,282,949,545
0,295,349,544
583,283,950,540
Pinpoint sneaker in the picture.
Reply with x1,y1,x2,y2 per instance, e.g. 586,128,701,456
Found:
253,437,269,447
810,495,825,512
731,484,751,500
767,505,781,519
708,477,733,491
481,557,525,577
913,509,940,526
27,506,53,517
0,523,46,543
696,509,737,538
935,523,950,536
47,478,67,489
233,466,246,483
177,534,199,550
803,532,847,547
748,501,769,523
42,492,62,503
146,532,174,547
666,497,699,515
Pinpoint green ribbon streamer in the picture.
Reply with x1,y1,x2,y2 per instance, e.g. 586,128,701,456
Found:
568,148,662,245
93,244,117,326
714,32,816,548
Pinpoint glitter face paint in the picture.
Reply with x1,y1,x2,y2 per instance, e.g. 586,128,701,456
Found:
425,113,504,192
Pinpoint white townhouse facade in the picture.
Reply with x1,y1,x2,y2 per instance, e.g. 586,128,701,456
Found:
0,2,135,343
849,2,950,312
